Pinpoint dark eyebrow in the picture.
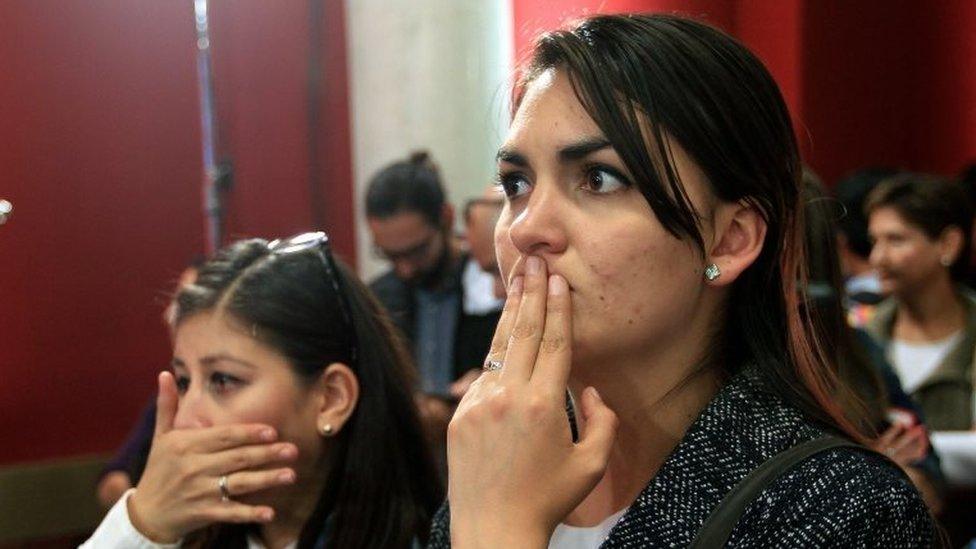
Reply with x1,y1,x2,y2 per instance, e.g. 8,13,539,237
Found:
558,138,612,161
199,354,258,369
496,137,613,167
171,357,185,369
496,148,527,167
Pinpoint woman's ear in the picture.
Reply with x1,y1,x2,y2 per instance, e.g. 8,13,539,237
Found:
705,200,767,287
314,363,359,437
937,226,965,266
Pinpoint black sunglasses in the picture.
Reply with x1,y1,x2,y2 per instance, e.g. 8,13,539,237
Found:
267,231,358,364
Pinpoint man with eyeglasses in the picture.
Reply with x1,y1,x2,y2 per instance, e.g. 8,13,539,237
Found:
365,152,502,448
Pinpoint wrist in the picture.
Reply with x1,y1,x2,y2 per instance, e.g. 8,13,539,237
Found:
127,490,181,544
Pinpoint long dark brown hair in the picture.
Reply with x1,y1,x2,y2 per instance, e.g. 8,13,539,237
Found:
174,238,443,548
517,14,867,440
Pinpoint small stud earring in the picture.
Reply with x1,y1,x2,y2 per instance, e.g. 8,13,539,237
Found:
704,263,721,281
940,256,952,267
320,424,334,437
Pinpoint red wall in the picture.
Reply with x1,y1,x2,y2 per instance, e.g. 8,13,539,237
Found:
510,0,976,185
0,1,353,465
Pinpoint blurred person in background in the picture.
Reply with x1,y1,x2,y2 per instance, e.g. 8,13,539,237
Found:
365,152,501,447
865,173,975,432
448,187,507,401
84,234,441,548
834,167,900,325
804,169,944,513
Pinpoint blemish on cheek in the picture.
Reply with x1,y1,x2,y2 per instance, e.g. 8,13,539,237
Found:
628,319,634,325
598,294,605,302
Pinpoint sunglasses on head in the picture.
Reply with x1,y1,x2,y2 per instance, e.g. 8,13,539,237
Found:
267,231,358,364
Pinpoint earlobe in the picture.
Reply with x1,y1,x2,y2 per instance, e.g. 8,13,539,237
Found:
315,363,360,437
705,201,767,287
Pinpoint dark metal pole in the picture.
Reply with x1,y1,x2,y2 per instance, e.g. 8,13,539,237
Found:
306,0,326,229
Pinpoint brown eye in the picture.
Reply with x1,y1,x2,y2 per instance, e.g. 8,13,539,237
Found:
583,167,629,194
496,173,531,199
175,375,190,394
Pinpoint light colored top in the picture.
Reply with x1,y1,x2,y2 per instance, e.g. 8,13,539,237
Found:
548,508,628,549
461,258,503,315
930,431,976,487
889,331,964,393
80,489,296,549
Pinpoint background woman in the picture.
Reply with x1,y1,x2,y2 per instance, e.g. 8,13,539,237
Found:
435,14,934,547
865,173,976,432
84,233,442,548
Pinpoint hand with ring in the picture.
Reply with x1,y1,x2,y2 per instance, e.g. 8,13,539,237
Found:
127,372,299,543
446,256,619,547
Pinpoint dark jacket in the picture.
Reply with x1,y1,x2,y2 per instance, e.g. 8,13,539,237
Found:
865,290,976,431
370,254,500,388
428,370,934,547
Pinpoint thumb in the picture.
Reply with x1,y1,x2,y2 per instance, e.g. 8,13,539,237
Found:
576,387,618,469
155,371,178,435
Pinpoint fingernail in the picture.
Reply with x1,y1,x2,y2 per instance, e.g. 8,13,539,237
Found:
549,274,567,295
260,509,274,521
588,387,602,402
278,444,297,459
260,428,276,441
509,276,523,296
526,256,541,275
278,470,296,483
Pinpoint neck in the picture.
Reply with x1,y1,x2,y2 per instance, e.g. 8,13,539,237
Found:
895,276,965,341
564,309,724,525
259,455,331,549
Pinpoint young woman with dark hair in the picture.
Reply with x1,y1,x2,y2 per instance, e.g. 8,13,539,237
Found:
84,234,442,548
432,14,934,548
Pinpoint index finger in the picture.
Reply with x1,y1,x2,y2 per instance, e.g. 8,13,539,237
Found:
483,275,524,370
181,423,279,453
154,371,178,436
531,273,572,393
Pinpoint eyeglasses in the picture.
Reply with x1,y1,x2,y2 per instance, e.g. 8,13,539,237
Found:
372,231,439,263
267,231,358,364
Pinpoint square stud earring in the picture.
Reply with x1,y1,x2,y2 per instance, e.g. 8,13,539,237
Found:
704,263,721,281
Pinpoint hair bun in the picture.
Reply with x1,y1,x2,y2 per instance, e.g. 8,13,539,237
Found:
409,150,430,165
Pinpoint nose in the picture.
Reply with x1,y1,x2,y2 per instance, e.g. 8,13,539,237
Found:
172,387,214,429
507,183,568,257
868,241,885,268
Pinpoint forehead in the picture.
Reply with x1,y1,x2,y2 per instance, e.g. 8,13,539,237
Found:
507,69,602,147
367,211,436,246
173,311,286,366
869,206,914,232
505,68,715,215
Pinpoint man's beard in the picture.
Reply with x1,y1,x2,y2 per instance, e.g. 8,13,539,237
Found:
408,231,454,289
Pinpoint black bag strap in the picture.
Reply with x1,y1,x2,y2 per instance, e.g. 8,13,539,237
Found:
689,435,863,548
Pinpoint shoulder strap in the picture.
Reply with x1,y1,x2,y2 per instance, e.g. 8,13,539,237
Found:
689,435,862,548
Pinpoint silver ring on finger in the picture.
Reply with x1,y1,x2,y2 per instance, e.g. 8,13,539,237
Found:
218,474,231,503
483,359,503,372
